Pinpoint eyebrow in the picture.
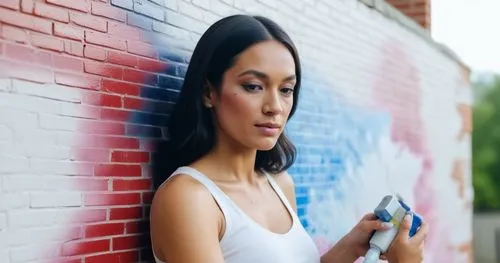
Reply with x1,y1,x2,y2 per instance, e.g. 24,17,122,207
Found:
238,69,296,82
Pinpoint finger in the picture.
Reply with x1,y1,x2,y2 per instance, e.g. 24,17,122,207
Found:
361,219,393,232
361,212,377,220
396,213,412,242
410,221,429,244
379,255,387,260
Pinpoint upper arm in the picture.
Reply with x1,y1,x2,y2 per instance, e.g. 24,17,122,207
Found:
150,175,225,263
273,171,297,212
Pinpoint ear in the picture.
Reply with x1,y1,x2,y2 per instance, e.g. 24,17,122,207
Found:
203,81,216,109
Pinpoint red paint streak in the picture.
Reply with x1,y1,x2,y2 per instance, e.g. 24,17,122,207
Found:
373,40,452,262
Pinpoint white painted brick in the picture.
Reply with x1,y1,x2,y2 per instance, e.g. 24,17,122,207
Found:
3,143,70,160
0,213,6,230
0,108,38,129
29,159,91,176
192,0,210,10
0,193,30,211
153,21,191,39
0,125,13,142
6,225,81,246
3,175,77,192
0,79,12,92
203,10,220,24
60,103,99,119
165,10,208,34
219,0,233,6
111,0,133,10
7,209,71,228
0,156,29,174
161,0,177,10
133,0,165,20
256,0,277,9
0,248,7,263
12,80,81,103
10,243,60,262
179,0,205,21
30,192,82,208
209,0,237,16
0,94,60,115
38,114,78,132
14,129,58,145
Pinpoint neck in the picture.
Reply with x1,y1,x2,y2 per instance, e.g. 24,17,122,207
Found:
201,133,259,184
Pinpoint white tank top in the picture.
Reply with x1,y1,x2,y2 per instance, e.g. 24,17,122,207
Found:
153,166,321,263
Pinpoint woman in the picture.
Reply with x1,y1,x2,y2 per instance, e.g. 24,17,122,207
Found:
150,14,428,263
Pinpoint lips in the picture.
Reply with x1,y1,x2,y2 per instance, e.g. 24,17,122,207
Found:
255,123,281,129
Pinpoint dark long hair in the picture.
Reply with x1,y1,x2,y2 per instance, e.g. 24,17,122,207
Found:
152,15,302,189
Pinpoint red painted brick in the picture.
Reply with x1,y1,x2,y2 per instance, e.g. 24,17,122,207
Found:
125,221,141,234
0,0,20,10
142,191,154,204
85,223,125,238
84,45,106,61
62,239,110,256
127,41,157,58
91,1,126,21
100,108,130,121
31,34,65,52
34,2,69,22
64,40,84,57
1,24,28,43
0,43,3,56
78,120,125,135
70,12,107,32
85,250,139,263
108,50,138,67
71,209,107,223
52,54,84,72
102,79,139,96
84,61,123,79
94,164,142,177
82,92,122,107
0,7,52,33
123,97,143,110
110,206,142,220
113,178,151,191
123,68,156,84
55,72,100,90
0,60,53,83
54,23,84,40
111,151,150,163
5,43,51,66
108,21,142,40
21,0,34,13
72,178,109,191
47,0,88,12
137,57,167,72
112,235,143,250
85,30,126,50
85,193,141,206
73,135,139,149
70,148,110,162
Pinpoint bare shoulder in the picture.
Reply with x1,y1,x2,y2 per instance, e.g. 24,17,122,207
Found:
271,171,297,212
150,174,224,263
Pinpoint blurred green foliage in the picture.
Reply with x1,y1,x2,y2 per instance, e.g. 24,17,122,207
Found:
472,74,500,212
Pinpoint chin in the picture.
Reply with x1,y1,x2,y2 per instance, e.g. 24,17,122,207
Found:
254,138,279,151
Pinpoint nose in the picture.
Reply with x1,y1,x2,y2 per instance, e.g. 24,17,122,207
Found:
262,89,283,116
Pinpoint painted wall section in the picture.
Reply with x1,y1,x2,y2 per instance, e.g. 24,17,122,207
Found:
0,0,472,262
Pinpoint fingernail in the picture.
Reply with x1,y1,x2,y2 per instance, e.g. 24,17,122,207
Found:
404,214,412,223
381,222,393,228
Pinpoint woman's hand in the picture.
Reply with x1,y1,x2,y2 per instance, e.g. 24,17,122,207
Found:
321,213,393,263
384,213,429,263
344,213,395,259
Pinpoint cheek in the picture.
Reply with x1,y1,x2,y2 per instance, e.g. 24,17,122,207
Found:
218,90,255,120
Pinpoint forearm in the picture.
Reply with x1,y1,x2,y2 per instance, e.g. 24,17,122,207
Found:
320,237,358,263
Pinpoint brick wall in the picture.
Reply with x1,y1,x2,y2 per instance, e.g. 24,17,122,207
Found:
0,0,472,262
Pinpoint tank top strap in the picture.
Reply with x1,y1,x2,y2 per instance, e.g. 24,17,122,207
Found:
262,172,297,217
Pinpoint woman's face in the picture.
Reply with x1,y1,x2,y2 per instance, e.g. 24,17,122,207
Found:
206,40,297,151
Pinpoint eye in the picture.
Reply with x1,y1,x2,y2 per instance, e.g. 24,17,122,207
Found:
242,84,263,92
280,87,294,96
